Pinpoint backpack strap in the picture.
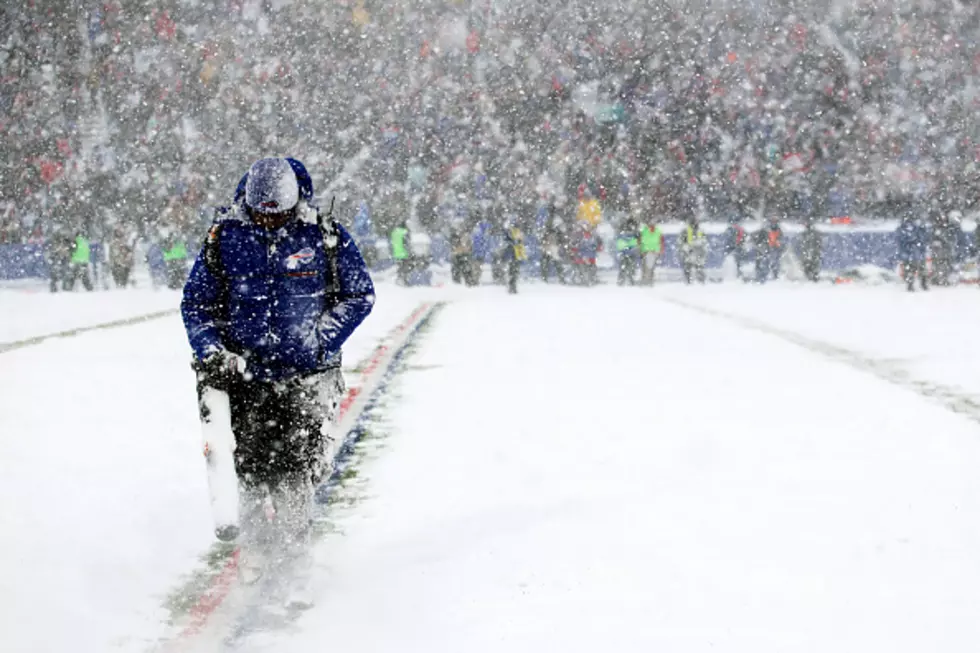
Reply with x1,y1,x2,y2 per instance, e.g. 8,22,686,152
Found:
204,202,339,317
203,219,230,318
316,198,341,305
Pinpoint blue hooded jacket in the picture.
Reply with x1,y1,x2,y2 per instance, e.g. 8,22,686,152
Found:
896,219,928,263
181,165,374,382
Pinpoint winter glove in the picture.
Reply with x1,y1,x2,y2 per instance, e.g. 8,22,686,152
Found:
196,348,250,388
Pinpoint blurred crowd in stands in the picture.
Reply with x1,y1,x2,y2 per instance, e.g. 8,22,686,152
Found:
3,0,980,268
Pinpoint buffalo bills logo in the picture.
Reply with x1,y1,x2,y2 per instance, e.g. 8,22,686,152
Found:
285,247,316,270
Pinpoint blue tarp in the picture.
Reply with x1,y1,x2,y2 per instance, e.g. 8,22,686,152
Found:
0,244,46,280
0,243,104,280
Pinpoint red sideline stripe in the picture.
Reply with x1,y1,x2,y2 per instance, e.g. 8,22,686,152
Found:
172,302,433,644
180,548,240,638
337,386,361,420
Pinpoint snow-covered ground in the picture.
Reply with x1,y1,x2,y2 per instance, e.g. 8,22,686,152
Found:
0,285,182,346
4,279,980,652
659,284,980,400
0,281,428,653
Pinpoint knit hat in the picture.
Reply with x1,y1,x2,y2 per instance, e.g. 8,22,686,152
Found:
245,158,299,214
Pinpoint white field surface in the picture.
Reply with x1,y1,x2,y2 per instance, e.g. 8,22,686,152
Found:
4,279,980,652
0,280,427,653
0,285,183,345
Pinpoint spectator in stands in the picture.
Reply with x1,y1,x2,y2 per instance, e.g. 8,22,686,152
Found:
27,223,44,244
0,216,23,244
13,1,980,258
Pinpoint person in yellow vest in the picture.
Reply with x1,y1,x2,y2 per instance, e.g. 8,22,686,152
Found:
639,219,664,286
163,232,189,290
390,223,410,285
680,217,707,284
576,189,602,227
66,231,94,291
503,222,527,294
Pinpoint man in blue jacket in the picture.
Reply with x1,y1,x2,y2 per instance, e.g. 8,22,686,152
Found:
897,214,928,292
182,157,375,540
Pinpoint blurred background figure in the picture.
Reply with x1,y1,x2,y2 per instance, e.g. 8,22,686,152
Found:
449,223,475,286
571,221,600,286
615,215,640,286
390,223,410,286
800,220,823,283
929,208,958,287
503,221,527,294
680,217,707,285
639,218,664,286
109,227,136,289
162,229,189,290
756,219,784,283
44,226,73,293
897,215,929,292
722,218,748,282
540,216,568,285
65,231,93,292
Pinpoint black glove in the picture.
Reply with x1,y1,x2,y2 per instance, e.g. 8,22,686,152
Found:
195,348,249,388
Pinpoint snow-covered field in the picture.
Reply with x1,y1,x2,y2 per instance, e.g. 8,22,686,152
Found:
4,279,980,652
0,285,182,346
659,284,980,401
0,281,427,653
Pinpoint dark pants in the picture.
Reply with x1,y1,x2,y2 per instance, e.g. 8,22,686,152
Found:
492,257,506,285
111,264,132,288
541,255,565,284
507,260,520,294
802,257,820,282
902,260,928,291
617,253,637,286
756,251,779,283
49,261,69,292
196,371,339,491
451,253,474,285
573,262,597,286
395,258,410,285
196,367,343,551
165,260,187,290
731,249,747,281
769,251,782,280
64,263,93,291
683,260,705,284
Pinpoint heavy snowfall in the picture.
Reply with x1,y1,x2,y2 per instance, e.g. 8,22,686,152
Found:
5,0,980,652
